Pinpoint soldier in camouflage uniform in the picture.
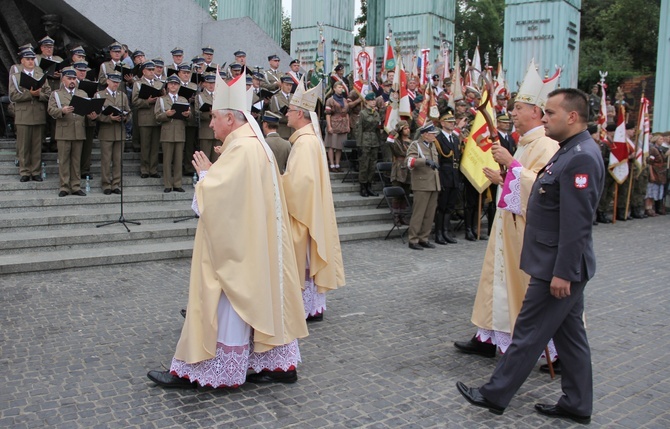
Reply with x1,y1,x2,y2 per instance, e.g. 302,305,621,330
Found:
354,92,380,197
596,124,615,223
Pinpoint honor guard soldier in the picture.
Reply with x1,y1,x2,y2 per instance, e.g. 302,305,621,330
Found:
232,49,253,76
153,57,166,82
98,41,125,89
434,113,461,244
195,73,218,162
10,48,52,182
269,75,294,139
263,54,282,91
132,61,163,178
354,92,381,197
48,67,98,196
261,111,291,173
73,60,98,180
201,45,217,70
155,75,190,193
406,123,441,250
287,59,303,93
95,72,129,194
229,62,243,79
36,36,63,90
176,63,199,176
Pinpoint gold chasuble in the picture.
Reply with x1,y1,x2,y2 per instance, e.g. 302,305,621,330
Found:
174,123,308,364
284,124,346,294
471,127,558,333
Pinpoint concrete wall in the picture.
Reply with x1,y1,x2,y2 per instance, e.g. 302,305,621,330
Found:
217,0,282,46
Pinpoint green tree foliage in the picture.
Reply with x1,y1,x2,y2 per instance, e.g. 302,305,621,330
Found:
454,0,505,63
354,0,368,46
281,9,291,54
209,0,217,19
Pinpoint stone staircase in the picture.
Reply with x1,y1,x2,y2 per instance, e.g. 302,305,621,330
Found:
0,139,393,274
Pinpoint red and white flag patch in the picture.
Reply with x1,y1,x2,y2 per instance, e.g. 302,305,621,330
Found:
574,174,588,189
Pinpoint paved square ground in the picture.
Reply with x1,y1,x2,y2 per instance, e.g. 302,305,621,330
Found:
1,216,668,428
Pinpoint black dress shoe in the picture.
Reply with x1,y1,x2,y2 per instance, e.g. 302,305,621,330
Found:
73,190,86,196
540,358,562,375
20,176,30,182
534,403,590,424
408,242,423,250
419,241,436,249
180,309,187,318
150,173,161,178
32,175,43,182
103,189,112,195
246,369,298,384
435,234,447,245
173,187,185,192
445,234,458,244
58,191,68,197
164,188,172,193
456,382,505,415
306,312,323,322
465,230,476,241
454,336,497,358
140,173,149,178
147,370,198,389
112,188,121,194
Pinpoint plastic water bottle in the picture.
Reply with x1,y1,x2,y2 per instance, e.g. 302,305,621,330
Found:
41,162,47,179
193,172,198,187
85,176,91,193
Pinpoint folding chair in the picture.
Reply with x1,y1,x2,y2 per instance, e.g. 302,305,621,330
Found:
376,162,393,208
341,139,358,183
383,186,413,243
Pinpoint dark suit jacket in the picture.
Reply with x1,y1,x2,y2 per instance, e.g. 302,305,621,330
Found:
520,130,605,283
498,131,516,156
436,131,461,189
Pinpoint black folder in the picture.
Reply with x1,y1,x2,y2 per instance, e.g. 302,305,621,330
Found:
178,85,196,100
70,95,106,116
38,58,61,77
199,102,212,113
77,80,99,98
171,102,190,120
19,72,47,90
138,84,162,99
190,73,202,85
167,68,179,77
114,63,133,75
101,105,127,117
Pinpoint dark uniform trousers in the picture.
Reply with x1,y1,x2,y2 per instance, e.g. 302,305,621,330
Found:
406,139,440,244
478,130,604,418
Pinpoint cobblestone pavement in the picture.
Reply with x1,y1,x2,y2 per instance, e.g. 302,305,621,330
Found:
1,216,669,428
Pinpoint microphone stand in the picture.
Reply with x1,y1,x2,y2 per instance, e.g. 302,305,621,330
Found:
97,84,141,232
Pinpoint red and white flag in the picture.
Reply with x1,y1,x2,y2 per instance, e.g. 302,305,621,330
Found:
353,46,375,96
609,106,630,184
634,97,650,172
418,49,430,86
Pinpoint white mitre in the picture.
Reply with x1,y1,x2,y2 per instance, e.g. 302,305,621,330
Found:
290,75,322,112
212,71,247,111
515,59,561,109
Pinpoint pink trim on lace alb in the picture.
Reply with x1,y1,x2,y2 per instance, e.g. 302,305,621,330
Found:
497,160,523,215
170,342,249,388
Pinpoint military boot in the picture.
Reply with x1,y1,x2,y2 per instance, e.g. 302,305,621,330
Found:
359,183,369,197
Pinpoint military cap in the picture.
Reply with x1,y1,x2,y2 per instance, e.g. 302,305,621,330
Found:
192,56,205,64
171,47,184,55
201,45,214,54
109,41,122,51
625,122,635,130
166,75,180,84
72,61,90,71
219,70,229,79
414,94,424,103
252,72,264,80
141,61,155,70
382,80,392,86
456,100,468,106
431,74,440,80
202,72,216,82
267,54,280,61
61,67,77,77
419,123,440,134
246,75,253,85
289,59,299,66
71,46,86,56
132,50,145,58
234,50,246,57
280,75,294,83
18,43,35,53
334,64,344,71
364,92,376,101
18,49,36,59
497,114,511,122
38,36,55,46
262,111,282,123
496,91,507,99
229,63,242,70
106,72,122,83
152,57,165,66
177,63,191,71
440,113,456,122
587,124,599,135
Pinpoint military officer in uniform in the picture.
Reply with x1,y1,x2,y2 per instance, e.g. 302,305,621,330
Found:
354,92,381,197
457,88,604,425
155,74,190,193
195,72,218,162
287,59,303,93
73,60,97,180
10,49,52,182
269,76,294,139
176,63,199,176
48,67,97,196
261,111,292,173
98,41,125,88
201,45,217,70
169,47,184,71
434,113,461,244
229,62,243,79
232,49,253,76
406,123,441,250
263,54,282,91
95,72,129,194
153,57,166,82
132,61,163,178
35,36,62,152
596,124,615,223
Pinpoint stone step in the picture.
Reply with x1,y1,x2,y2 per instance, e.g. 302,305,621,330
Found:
0,149,141,162
0,177,195,194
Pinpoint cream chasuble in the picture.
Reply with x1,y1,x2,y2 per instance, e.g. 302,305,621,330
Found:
471,127,558,333
174,123,308,364
283,124,346,294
